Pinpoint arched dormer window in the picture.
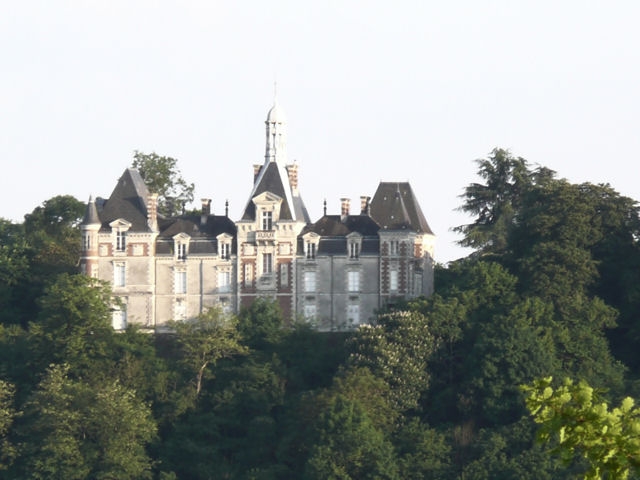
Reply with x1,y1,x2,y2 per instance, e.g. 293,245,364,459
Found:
217,233,233,260
346,232,362,260
109,219,132,254
302,232,320,260
173,233,191,261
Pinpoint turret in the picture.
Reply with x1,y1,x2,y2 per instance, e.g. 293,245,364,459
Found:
80,196,101,277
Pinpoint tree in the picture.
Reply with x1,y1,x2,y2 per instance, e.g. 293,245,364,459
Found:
170,307,246,397
304,395,399,480
0,380,17,472
524,377,640,480
28,274,116,376
237,297,285,351
348,310,436,413
15,364,157,480
132,151,194,216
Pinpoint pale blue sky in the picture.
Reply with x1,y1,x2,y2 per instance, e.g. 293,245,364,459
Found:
2,1,638,263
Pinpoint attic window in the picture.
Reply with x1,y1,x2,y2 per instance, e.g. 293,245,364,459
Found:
261,211,273,230
173,234,191,261
220,242,230,260
177,243,187,260
116,231,126,252
349,241,360,259
305,241,316,259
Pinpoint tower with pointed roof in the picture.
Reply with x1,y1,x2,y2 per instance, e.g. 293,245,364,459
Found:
236,102,310,319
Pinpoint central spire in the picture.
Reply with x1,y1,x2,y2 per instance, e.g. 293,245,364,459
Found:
264,101,287,164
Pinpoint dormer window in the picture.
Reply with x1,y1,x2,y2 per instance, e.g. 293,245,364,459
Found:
261,210,273,230
347,233,362,260
306,242,316,259
349,242,359,259
116,231,126,252
217,233,233,260
109,219,132,255
173,233,191,261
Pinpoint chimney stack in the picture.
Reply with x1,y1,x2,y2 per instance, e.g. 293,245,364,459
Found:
253,164,262,183
147,193,159,232
340,198,350,222
286,162,299,192
201,198,211,226
360,196,371,215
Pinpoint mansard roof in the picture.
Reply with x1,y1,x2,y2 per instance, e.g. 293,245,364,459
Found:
98,168,152,232
241,162,310,223
302,214,380,237
299,214,380,255
369,182,433,234
155,214,236,255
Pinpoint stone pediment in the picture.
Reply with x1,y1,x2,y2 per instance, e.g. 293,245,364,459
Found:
252,191,283,206
109,218,132,230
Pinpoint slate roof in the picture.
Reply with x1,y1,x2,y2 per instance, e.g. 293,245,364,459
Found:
156,214,237,255
369,182,434,234
98,169,152,232
241,162,310,223
81,196,101,225
299,214,381,255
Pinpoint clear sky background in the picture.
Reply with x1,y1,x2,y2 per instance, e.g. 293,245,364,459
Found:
2,1,638,263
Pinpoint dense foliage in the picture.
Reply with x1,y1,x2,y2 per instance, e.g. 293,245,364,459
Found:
1,149,639,479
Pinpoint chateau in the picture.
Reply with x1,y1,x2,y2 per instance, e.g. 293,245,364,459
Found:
80,103,435,331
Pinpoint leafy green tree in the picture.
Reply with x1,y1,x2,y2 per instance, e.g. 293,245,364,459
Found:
524,377,640,480
0,380,18,472
348,310,435,413
237,297,285,351
304,394,399,480
15,364,157,480
394,418,452,480
132,151,195,216
170,306,246,398
28,273,117,377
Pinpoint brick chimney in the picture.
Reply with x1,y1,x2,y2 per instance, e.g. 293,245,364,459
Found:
286,162,299,193
201,198,211,227
360,196,371,215
147,193,158,232
340,198,350,222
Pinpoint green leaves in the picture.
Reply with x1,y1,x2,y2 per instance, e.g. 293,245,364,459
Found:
524,377,640,479
132,151,195,216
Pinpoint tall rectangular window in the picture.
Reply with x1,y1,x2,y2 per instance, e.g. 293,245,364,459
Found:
349,242,359,259
304,271,316,292
220,242,230,260
175,270,187,294
389,240,400,256
348,271,360,292
306,242,316,259
280,263,288,287
244,263,254,284
263,253,273,274
112,307,127,330
83,234,91,250
177,243,187,260
390,270,398,292
116,231,126,252
218,271,230,293
347,304,360,325
114,263,126,287
261,211,273,230
304,304,316,320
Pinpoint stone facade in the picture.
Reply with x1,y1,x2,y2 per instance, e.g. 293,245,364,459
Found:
80,103,435,331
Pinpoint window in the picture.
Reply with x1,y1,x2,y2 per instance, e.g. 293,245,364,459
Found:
263,253,273,274
304,271,316,292
389,240,400,256
218,271,231,293
114,263,126,287
348,271,360,292
116,231,126,252
112,307,127,330
280,263,288,287
219,242,230,260
175,299,187,321
83,233,91,250
304,304,316,320
261,211,273,230
244,263,254,284
177,243,187,260
390,270,398,292
175,270,187,294
349,242,359,259
305,242,316,259
347,304,360,325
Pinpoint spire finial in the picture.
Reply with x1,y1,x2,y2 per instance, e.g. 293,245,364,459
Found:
323,199,327,216
225,199,229,217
